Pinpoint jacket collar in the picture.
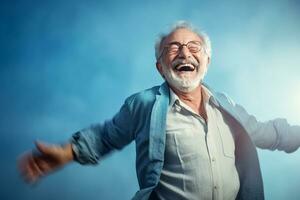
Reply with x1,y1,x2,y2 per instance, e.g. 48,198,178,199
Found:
157,81,169,96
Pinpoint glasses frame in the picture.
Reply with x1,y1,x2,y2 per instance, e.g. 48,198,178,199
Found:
157,40,204,61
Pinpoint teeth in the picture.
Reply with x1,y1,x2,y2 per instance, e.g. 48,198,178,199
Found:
175,64,195,71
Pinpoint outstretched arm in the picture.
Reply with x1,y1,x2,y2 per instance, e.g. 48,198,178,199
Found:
218,92,300,153
234,103,300,153
18,96,136,183
70,97,135,165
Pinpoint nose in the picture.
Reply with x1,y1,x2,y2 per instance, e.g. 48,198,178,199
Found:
177,45,192,59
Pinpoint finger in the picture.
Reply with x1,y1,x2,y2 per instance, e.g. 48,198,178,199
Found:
21,154,36,183
29,153,44,177
35,141,53,155
17,151,42,184
26,156,39,182
22,152,43,183
35,157,52,174
18,152,34,177
17,152,30,175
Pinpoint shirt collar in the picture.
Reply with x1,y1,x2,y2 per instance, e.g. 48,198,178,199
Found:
168,84,219,107
169,88,180,107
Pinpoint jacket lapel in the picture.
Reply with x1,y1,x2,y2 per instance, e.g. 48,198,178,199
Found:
149,82,169,162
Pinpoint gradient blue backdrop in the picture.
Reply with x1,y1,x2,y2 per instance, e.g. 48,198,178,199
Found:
1,0,300,199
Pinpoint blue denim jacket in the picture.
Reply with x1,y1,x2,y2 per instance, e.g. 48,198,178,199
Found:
71,82,300,200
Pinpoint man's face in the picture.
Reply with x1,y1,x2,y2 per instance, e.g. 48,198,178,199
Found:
156,28,210,92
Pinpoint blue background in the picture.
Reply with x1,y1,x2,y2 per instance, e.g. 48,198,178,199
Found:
1,0,300,199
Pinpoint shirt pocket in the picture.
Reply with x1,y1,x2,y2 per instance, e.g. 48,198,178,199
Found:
217,123,235,158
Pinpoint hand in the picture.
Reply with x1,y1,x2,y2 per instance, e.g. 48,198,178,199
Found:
18,141,74,184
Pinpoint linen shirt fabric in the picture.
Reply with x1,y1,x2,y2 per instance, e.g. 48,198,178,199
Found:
71,82,300,200
154,87,240,200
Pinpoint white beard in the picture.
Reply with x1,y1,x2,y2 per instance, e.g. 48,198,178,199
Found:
161,63,207,93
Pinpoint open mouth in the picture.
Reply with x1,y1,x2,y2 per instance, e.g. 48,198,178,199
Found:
175,64,195,72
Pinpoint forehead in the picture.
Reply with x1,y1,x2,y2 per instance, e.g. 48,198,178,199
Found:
163,28,202,45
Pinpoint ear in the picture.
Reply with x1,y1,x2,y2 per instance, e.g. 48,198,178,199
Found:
207,56,211,65
156,61,164,78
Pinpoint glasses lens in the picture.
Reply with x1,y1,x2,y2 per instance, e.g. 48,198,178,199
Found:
187,42,202,53
167,44,180,54
165,41,203,56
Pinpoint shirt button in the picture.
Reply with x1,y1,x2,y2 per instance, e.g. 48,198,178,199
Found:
214,186,218,190
211,157,216,162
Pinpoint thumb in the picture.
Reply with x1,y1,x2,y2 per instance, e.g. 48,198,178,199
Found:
35,141,54,155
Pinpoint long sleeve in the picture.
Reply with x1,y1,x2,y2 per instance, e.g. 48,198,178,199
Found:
218,92,300,153
70,97,135,164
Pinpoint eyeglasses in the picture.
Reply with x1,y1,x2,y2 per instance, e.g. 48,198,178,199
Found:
158,41,204,60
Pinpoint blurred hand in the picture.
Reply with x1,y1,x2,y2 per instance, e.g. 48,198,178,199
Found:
18,141,74,184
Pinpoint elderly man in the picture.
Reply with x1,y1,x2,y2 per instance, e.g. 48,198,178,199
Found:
18,22,300,200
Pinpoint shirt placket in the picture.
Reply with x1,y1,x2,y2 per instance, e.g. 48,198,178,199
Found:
174,98,223,200
204,104,222,200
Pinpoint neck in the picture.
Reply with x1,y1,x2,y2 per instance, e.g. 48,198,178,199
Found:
170,85,202,104
169,84,207,121
172,84,202,106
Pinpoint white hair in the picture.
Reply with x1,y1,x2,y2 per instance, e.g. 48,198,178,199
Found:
155,21,212,61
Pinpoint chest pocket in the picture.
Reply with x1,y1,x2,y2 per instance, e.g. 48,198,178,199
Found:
214,109,236,158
